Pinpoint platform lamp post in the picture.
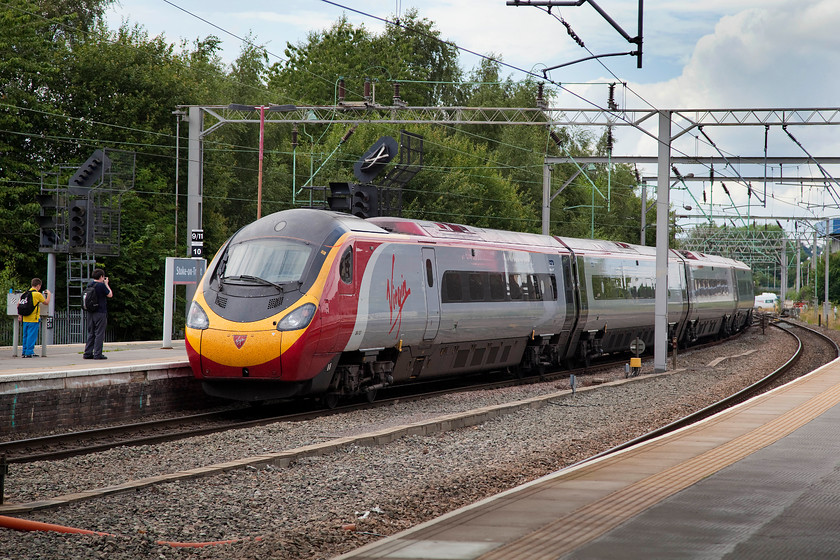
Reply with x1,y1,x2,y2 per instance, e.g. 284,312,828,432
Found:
228,103,297,219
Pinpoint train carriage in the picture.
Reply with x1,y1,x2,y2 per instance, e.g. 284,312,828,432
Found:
185,209,753,403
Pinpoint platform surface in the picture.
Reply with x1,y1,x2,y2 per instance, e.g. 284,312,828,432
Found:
336,358,840,559
0,340,188,377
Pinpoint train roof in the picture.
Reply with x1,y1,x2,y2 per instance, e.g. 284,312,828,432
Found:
675,249,751,270
247,211,751,271
368,216,564,249
236,209,388,241
553,236,661,258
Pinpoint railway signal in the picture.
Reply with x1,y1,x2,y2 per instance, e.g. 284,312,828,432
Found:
68,198,88,250
328,183,379,218
69,149,110,190
352,184,378,218
327,182,353,213
36,192,59,250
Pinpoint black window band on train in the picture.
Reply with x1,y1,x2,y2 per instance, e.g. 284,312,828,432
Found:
441,270,558,303
591,273,656,301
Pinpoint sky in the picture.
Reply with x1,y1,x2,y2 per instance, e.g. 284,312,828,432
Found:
106,0,840,235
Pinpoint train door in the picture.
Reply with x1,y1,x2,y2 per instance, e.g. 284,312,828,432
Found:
560,254,578,333
422,247,440,340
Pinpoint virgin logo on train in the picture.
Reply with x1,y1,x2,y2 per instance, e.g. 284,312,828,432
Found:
233,335,248,349
386,254,410,336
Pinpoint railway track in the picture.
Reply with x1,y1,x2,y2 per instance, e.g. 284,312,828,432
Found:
580,319,839,464
0,352,643,464
0,322,823,517
0,330,753,465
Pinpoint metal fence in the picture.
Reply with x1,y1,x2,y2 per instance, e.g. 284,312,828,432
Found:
2,310,114,346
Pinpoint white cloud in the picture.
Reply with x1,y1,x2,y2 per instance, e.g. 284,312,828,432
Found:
634,0,840,109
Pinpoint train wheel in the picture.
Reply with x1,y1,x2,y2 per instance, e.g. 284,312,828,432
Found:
365,388,378,403
323,393,340,410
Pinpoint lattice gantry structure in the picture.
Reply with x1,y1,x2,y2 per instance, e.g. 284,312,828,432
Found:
678,227,788,268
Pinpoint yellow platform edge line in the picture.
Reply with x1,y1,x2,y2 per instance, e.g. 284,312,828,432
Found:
479,369,840,560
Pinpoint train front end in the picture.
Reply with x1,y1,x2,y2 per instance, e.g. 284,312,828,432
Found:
185,209,351,401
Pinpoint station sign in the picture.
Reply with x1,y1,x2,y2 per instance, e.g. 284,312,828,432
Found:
172,258,206,285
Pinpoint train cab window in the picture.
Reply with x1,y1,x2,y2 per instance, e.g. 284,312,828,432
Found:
425,259,434,287
339,247,353,284
223,238,313,284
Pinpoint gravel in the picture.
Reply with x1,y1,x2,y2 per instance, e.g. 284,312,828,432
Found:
0,324,823,559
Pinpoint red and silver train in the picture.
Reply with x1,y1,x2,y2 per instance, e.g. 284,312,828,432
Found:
185,209,754,402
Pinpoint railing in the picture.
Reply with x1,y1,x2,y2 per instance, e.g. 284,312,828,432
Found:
2,310,114,346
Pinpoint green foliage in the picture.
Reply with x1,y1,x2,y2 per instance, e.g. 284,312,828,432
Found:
3,5,674,341
267,9,461,106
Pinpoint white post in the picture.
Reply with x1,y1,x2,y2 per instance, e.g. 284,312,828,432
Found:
163,257,174,349
654,111,672,373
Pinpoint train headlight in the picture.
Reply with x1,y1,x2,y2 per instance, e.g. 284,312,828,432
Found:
186,301,210,330
277,303,316,331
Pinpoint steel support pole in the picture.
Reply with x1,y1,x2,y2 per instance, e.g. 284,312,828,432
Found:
825,220,830,326
640,183,647,245
796,238,801,294
542,164,551,235
258,106,265,220
46,252,55,346
654,111,671,373
780,241,788,308
186,106,203,307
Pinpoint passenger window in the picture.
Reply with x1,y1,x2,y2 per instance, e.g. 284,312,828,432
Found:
489,273,506,301
426,259,434,287
469,273,486,301
509,274,522,300
443,271,463,302
339,247,353,284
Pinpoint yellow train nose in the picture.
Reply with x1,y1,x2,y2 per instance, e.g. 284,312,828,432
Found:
199,328,282,378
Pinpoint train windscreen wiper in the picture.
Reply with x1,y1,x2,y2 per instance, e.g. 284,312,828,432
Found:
225,274,285,292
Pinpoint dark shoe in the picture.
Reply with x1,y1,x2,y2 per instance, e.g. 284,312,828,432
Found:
93,355,108,360
21,355,30,358
29,354,38,357
83,354,94,359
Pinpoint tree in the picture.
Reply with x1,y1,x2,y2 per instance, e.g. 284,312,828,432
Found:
267,9,461,107
0,0,79,284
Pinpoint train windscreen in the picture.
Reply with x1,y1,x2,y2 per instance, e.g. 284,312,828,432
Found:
222,239,313,284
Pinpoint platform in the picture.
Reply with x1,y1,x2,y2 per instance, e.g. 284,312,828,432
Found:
0,340,188,376
0,341,217,435
336,358,840,559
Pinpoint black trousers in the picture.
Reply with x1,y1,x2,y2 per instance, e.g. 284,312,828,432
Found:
84,312,107,357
